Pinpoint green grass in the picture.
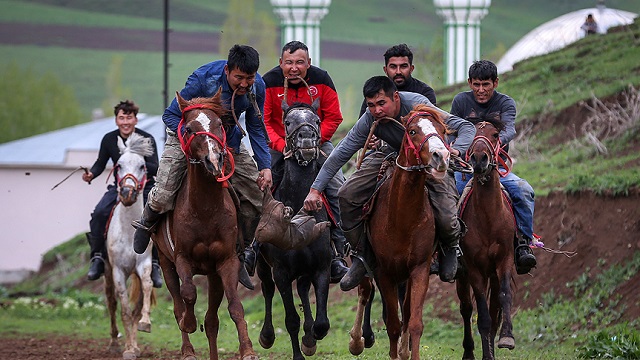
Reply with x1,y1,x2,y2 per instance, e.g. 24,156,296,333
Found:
3,236,639,359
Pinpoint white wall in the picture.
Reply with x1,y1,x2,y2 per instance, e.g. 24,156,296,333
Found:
0,162,111,271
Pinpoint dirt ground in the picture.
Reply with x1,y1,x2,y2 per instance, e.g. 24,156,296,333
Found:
1,22,639,359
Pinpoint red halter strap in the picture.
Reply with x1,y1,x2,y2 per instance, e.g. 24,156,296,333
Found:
402,112,447,169
466,134,512,177
177,103,235,183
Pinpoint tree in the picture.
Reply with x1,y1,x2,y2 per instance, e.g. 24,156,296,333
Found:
219,0,278,68
0,62,84,143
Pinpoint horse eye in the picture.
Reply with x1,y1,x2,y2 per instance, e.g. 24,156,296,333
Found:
493,133,499,139
284,120,290,126
409,130,416,136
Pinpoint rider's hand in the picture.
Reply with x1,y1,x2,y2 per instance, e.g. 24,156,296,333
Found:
367,135,380,150
303,188,323,212
257,169,272,191
82,172,94,183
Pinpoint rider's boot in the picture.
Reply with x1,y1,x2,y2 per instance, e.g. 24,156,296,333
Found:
86,233,105,281
515,232,537,274
151,259,163,288
237,251,255,291
330,229,349,284
438,242,462,283
339,223,375,291
132,204,162,254
243,240,260,276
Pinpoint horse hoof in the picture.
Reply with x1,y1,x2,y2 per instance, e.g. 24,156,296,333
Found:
182,355,197,360
349,337,365,356
108,341,121,355
242,355,259,360
302,342,316,356
364,334,375,348
123,349,137,360
137,321,151,333
497,336,515,349
259,334,274,349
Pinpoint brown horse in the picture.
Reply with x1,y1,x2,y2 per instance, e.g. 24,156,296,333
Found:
349,104,450,360
456,120,517,360
151,92,257,360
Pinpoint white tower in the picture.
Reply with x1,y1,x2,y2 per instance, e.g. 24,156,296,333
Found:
270,0,332,67
433,0,491,85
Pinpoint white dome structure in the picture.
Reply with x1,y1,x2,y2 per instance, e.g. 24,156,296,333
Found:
496,3,637,73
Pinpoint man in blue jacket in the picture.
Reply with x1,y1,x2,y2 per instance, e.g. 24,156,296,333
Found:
132,45,272,289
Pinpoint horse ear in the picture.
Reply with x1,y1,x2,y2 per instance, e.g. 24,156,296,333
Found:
176,91,187,111
213,87,222,103
311,98,320,112
281,99,290,113
117,135,126,153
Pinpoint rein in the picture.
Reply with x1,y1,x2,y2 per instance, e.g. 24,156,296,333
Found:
355,116,403,170
282,75,321,165
397,112,449,172
177,103,235,183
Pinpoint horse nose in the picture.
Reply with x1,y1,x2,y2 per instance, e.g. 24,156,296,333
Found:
432,149,450,172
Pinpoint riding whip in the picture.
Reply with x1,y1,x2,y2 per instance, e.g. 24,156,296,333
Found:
51,166,89,190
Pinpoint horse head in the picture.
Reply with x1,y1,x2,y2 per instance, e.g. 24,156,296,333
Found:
467,119,507,178
281,98,321,166
176,90,233,180
399,104,450,179
116,132,154,206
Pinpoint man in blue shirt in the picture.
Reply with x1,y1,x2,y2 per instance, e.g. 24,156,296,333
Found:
132,45,272,289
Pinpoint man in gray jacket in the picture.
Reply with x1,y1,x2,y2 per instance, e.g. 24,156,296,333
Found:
303,76,475,291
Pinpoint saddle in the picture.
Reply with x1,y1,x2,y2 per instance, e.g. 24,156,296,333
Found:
254,188,331,251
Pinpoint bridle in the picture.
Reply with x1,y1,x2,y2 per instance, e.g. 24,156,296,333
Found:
177,103,235,182
282,75,321,166
466,121,512,179
396,112,449,172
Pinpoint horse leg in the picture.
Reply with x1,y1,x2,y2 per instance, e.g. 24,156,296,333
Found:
174,255,198,334
161,255,196,359
311,269,331,341
471,279,494,360
103,262,121,355
274,273,304,360
205,273,223,360
378,276,401,360
256,257,276,349
456,273,476,360
113,268,137,360
297,277,317,356
218,257,257,360
362,282,376,348
405,266,430,360
496,268,515,350
349,277,372,355
136,260,154,334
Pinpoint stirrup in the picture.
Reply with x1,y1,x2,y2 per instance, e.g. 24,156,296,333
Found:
132,219,157,233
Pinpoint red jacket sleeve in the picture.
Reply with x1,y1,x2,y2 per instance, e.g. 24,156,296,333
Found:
317,84,343,143
264,87,287,152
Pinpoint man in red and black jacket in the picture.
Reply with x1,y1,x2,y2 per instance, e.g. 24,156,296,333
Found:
244,40,349,283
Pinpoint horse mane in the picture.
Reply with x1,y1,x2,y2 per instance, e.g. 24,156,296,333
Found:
283,101,317,119
123,132,154,157
470,115,505,133
185,95,228,119
405,104,452,135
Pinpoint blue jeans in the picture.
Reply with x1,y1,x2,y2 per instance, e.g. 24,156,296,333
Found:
455,170,535,239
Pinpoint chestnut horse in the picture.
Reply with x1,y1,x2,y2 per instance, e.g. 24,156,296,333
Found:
151,92,257,360
349,104,450,360
256,99,333,360
104,132,156,360
456,120,516,360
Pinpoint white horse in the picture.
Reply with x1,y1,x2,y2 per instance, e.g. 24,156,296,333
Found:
104,132,156,360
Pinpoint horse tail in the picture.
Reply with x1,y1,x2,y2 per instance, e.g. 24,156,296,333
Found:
128,273,157,308
129,273,142,305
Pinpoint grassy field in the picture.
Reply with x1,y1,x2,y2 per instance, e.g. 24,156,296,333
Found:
2,234,638,359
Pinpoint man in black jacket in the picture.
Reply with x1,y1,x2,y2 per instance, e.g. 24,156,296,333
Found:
83,100,163,287
359,43,437,117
